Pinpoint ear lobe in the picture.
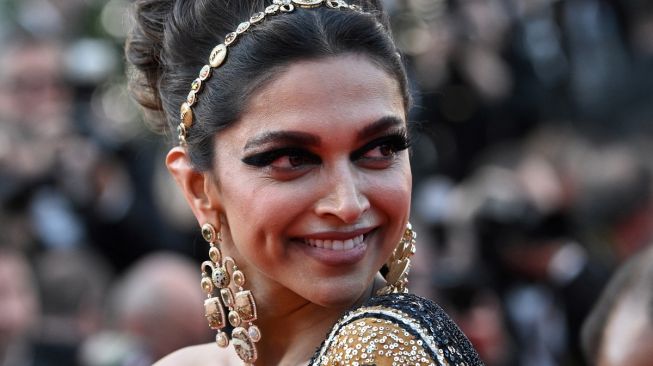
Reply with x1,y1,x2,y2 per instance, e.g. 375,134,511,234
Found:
165,147,221,226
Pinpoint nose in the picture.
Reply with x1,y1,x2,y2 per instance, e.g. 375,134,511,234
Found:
314,163,370,223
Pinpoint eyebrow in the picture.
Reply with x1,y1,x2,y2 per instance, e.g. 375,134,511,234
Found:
243,115,405,151
243,131,321,150
356,116,405,140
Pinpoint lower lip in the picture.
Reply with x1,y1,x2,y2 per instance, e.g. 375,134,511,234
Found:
296,233,371,266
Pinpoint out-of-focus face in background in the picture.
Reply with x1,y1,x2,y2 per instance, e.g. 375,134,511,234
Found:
0,250,39,354
0,41,71,130
0,40,73,181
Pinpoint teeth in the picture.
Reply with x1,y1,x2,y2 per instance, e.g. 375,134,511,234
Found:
305,234,365,251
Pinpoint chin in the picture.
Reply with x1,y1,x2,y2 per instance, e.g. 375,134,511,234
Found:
306,281,370,309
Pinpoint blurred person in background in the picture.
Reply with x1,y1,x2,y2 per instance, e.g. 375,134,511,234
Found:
0,31,195,270
0,37,73,170
0,35,87,252
412,130,615,365
581,243,653,366
0,248,39,366
81,252,210,366
0,36,66,182
471,139,612,366
31,249,112,366
412,124,653,365
412,177,514,366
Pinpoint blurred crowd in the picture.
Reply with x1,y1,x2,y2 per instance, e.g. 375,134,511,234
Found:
1,0,652,365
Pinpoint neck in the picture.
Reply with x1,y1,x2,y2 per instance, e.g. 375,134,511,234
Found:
249,275,384,366
255,302,339,366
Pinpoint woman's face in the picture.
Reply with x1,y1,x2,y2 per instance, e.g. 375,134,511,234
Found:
213,54,411,307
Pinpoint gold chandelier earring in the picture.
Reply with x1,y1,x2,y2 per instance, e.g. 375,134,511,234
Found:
377,222,417,296
200,223,261,364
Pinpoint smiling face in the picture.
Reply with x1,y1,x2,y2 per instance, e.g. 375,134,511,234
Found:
211,54,411,308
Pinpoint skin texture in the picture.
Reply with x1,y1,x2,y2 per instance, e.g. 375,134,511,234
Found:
163,54,411,365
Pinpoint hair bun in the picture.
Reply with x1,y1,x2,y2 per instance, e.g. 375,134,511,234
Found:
125,0,175,133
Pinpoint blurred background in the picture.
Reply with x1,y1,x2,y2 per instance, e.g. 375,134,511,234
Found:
1,0,652,365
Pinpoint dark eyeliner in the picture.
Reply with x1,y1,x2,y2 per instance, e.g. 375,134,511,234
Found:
241,148,316,167
351,131,411,160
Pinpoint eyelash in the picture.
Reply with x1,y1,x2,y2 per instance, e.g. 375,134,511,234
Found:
352,133,411,161
241,147,319,167
241,132,411,169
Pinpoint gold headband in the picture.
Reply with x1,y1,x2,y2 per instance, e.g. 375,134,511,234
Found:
177,0,363,146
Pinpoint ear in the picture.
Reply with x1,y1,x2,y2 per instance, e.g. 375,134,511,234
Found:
166,147,221,230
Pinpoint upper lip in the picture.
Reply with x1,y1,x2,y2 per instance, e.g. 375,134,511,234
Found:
299,227,375,241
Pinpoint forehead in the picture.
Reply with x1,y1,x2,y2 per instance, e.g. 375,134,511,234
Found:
234,54,405,135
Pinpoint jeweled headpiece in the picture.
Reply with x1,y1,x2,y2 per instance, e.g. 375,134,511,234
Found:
177,0,364,146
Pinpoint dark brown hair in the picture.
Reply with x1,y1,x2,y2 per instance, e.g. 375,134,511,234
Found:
126,0,409,171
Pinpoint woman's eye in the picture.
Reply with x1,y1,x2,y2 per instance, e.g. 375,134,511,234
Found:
242,148,320,171
270,153,315,169
353,133,410,163
362,143,396,159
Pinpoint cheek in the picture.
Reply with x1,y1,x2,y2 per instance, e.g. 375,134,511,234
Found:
369,185,411,221
364,163,413,258
218,157,412,239
219,175,307,248
366,160,412,212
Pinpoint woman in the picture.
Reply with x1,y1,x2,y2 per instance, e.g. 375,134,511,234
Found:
126,0,483,365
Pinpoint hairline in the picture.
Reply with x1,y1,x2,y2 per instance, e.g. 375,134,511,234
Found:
228,51,409,133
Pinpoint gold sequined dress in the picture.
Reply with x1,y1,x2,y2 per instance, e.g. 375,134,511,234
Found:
309,293,484,366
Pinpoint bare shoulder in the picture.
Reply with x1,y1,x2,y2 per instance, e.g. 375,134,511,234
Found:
154,343,235,366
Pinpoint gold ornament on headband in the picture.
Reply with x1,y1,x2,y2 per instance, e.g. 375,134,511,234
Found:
177,0,364,146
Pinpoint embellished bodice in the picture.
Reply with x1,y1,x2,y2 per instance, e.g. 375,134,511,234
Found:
309,293,484,366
